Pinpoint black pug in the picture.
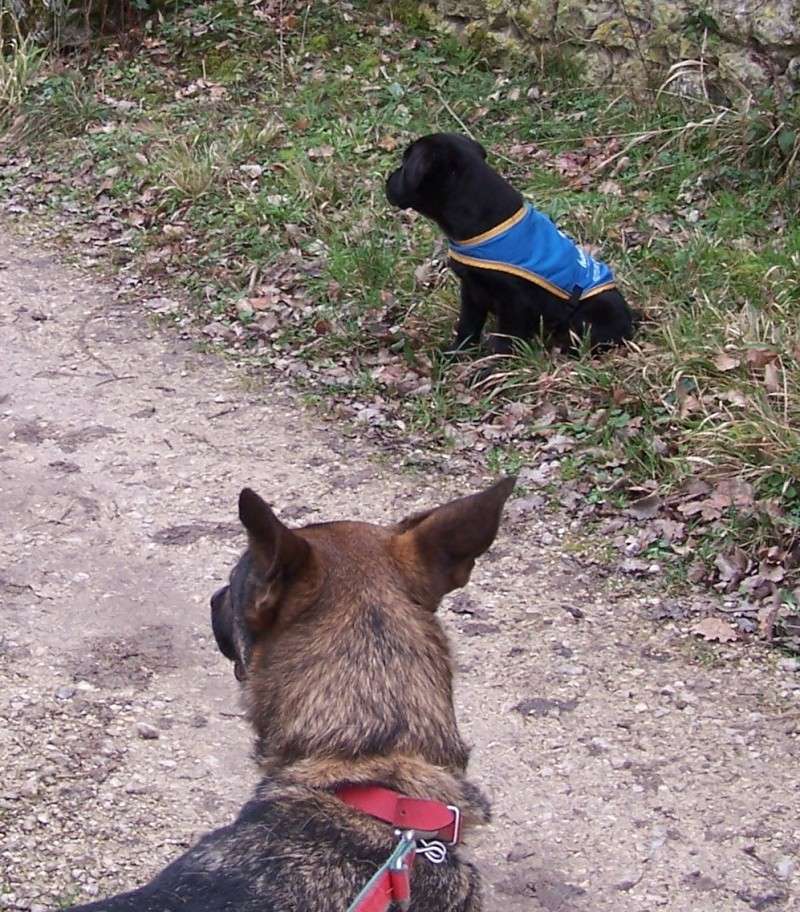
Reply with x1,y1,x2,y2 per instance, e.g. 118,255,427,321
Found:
386,132,635,357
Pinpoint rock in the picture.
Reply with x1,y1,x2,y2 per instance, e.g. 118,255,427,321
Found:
557,663,586,676
135,722,160,740
427,0,800,96
775,855,795,880
55,686,76,700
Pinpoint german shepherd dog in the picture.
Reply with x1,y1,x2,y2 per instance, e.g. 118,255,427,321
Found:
386,133,635,357
66,478,514,912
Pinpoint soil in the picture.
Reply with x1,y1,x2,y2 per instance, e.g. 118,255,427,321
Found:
1,227,798,911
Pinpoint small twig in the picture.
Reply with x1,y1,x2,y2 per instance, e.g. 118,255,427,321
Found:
424,80,475,139
278,0,285,87
298,1,312,58
592,131,659,173
94,374,135,387
423,80,518,166
208,407,238,420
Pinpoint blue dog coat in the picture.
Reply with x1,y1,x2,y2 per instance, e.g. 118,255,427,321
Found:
448,204,616,301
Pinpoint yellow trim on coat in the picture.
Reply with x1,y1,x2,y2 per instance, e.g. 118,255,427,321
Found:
453,206,527,247
448,250,617,301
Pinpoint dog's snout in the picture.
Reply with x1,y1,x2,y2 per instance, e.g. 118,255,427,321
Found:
385,170,401,206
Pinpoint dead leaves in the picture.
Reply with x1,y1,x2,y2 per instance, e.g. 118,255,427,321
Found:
713,353,740,372
691,617,738,643
174,79,227,102
710,347,783,399
307,145,334,161
676,477,754,523
628,492,661,520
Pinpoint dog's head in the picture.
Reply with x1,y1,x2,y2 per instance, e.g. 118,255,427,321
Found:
385,132,487,218
210,479,514,769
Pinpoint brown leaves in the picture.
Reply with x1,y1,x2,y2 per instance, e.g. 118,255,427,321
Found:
307,145,334,160
690,617,738,643
714,547,750,589
764,360,781,393
713,353,740,372
744,347,778,370
174,79,227,102
710,347,783,397
676,477,753,522
628,492,661,520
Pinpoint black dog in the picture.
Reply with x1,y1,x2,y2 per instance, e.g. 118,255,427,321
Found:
64,479,514,912
386,133,635,356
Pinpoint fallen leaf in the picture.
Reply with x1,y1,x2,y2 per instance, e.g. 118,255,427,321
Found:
652,518,685,542
620,557,651,575
713,478,754,509
308,145,334,160
715,546,750,586
679,394,701,418
414,262,432,286
757,560,784,583
713,353,740,372
758,602,779,641
719,389,749,407
690,617,738,643
597,179,622,196
764,360,781,393
628,492,661,520
745,348,778,369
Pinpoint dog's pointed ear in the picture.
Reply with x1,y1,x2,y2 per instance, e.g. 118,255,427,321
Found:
238,487,310,581
394,477,515,603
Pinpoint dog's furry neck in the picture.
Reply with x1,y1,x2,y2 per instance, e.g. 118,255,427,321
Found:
261,754,490,830
437,164,523,242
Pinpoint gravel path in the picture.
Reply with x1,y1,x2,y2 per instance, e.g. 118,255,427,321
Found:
1,229,798,911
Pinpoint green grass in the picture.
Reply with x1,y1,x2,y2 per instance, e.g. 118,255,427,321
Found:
0,23,46,131
1,0,800,593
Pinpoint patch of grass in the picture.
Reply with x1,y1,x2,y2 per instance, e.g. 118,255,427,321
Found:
18,69,107,138
0,25,46,131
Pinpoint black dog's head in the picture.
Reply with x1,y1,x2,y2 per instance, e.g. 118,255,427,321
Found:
385,133,487,220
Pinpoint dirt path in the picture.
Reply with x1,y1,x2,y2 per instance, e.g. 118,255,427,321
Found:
0,228,798,912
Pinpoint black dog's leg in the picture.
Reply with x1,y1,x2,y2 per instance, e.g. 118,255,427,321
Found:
487,331,514,357
447,281,488,355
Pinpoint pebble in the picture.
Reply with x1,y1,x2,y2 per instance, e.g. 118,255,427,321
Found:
136,722,160,740
55,686,76,700
558,664,586,676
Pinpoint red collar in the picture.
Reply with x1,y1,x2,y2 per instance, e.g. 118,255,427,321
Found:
335,783,462,844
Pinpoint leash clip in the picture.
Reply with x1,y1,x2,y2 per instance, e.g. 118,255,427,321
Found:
389,830,415,912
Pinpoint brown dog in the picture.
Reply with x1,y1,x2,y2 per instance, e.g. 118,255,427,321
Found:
67,478,515,912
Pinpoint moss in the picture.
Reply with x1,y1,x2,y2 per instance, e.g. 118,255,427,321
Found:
592,17,637,50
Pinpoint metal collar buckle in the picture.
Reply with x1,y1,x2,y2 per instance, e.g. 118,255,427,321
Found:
446,804,461,845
